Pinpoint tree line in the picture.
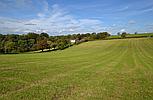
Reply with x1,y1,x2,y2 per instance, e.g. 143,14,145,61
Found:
0,32,110,54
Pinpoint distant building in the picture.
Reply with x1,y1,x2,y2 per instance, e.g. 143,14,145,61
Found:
70,40,76,43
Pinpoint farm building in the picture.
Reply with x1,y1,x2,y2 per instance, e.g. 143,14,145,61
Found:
70,40,76,43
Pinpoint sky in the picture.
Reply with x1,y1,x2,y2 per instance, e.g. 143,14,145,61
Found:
0,0,153,35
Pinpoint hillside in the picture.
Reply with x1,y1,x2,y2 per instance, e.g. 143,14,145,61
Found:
0,38,153,100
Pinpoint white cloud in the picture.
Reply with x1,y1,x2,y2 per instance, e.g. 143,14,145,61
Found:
142,7,153,12
128,20,136,24
37,13,45,17
0,3,104,35
120,29,125,32
37,0,49,18
117,6,129,12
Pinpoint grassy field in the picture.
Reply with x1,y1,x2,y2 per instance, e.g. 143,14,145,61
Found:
108,33,153,39
0,38,153,100
126,33,153,38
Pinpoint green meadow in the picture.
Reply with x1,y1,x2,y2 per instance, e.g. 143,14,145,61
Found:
0,38,153,100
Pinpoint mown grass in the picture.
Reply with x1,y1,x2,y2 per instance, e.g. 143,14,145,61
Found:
126,33,153,38
0,38,153,100
108,33,153,39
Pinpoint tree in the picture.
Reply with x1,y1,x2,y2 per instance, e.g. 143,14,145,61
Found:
40,33,49,38
90,32,97,40
0,31,115,54
51,43,57,49
121,32,127,38
27,33,39,42
18,40,28,52
27,39,35,51
37,38,48,52
4,41,16,53
97,32,110,39
0,34,4,41
134,32,138,34
117,32,120,36
0,35,5,53
0,41,4,53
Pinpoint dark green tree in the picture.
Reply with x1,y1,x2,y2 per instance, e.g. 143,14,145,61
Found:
121,32,127,38
37,38,48,52
4,41,16,53
40,33,49,38
117,32,120,36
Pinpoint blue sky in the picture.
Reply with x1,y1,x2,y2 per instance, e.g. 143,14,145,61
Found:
0,0,153,35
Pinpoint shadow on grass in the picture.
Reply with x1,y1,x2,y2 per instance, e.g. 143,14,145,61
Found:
33,48,59,53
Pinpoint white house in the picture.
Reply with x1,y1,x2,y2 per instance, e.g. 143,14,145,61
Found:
70,40,76,43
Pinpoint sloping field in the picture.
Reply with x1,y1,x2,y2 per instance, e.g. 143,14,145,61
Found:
0,38,153,100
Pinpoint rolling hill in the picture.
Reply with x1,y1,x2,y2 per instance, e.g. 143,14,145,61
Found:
0,38,153,100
